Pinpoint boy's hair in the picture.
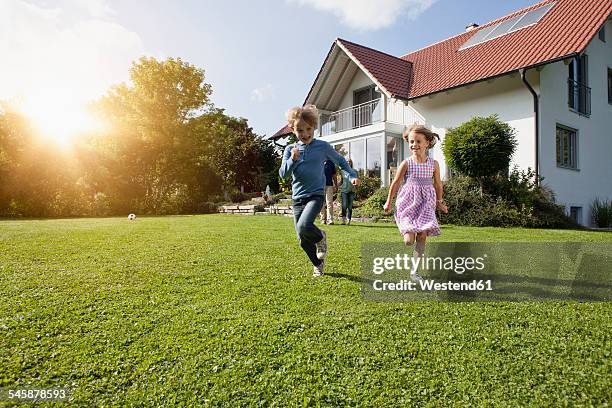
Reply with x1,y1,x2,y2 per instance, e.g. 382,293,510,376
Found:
403,124,440,148
286,104,319,129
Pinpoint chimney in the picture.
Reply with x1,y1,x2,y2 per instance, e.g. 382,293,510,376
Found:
465,23,479,32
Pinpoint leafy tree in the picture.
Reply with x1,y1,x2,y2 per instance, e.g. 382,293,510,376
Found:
442,115,517,195
91,57,214,213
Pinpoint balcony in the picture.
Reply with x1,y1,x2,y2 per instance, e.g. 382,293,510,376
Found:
320,100,381,136
568,78,591,116
318,98,424,137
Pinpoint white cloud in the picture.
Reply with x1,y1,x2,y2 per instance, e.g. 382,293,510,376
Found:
287,0,438,30
251,84,275,103
0,0,145,116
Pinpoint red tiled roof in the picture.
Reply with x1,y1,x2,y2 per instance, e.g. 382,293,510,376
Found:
401,0,612,98
336,39,413,100
270,124,292,140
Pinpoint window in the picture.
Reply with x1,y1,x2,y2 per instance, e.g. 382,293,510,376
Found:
349,139,365,174
366,137,381,178
459,2,555,50
569,206,582,224
568,55,590,116
334,143,348,158
353,86,381,128
599,26,606,42
608,68,612,104
386,136,402,184
556,125,578,169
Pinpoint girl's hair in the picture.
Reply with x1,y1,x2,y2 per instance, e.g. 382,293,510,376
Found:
403,124,440,148
286,104,319,129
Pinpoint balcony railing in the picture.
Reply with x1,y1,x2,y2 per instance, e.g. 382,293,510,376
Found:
318,98,425,137
568,78,591,116
320,99,381,136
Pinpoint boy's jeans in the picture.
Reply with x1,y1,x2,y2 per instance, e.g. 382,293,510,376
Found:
341,191,355,220
293,195,324,266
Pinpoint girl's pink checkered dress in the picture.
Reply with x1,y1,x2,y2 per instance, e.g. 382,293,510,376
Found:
394,156,441,237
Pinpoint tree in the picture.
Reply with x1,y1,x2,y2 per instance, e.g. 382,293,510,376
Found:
442,115,517,195
192,109,278,195
91,57,214,213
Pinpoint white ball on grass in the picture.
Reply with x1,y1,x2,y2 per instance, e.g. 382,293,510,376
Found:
127,213,136,220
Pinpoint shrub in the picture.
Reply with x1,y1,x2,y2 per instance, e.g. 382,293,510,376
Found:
228,189,249,203
591,198,612,228
354,174,382,200
353,187,390,218
443,115,517,194
439,174,576,228
198,201,220,214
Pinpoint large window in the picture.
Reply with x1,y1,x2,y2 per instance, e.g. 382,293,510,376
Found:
349,139,365,174
386,136,402,183
334,143,348,158
556,125,578,169
366,137,381,178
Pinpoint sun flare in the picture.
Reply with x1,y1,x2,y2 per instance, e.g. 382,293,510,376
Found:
18,94,105,146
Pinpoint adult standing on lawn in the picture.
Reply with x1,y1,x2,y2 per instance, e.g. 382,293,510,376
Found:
319,159,337,225
339,158,356,225
279,105,360,277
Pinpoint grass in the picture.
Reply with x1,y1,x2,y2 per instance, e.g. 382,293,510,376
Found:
0,215,611,406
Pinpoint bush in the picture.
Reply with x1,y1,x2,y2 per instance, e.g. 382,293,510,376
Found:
198,201,220,214
443,115,517,194
591,198,612,228
439,174,576,228
228,189,250,203
354,174,382,200
353,187,390,218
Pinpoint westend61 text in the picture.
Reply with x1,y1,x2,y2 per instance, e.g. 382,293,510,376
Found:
373,279,493,291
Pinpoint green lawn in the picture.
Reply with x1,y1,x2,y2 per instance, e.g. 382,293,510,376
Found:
1,215,611,406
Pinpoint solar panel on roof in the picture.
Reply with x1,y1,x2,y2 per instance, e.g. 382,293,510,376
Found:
458,2,556,51
483,14,524,42
509,2,556,32
458,24,498,49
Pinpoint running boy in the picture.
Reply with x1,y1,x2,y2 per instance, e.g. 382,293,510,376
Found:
279,105,360,276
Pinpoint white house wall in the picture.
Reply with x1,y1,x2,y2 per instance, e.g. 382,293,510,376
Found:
407,71,539,183
539,18,612,226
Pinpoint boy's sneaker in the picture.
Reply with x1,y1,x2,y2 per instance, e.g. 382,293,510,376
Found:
313,259,325,277
410,272,423,282
315,230,328,260
341,217,346,225
347,219,351,225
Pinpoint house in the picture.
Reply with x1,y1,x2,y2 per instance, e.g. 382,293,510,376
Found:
270,0,612,226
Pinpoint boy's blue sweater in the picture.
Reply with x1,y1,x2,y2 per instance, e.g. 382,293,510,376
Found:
279,139,358,200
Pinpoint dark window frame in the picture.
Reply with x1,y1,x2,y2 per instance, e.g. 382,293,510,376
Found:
569,206,582,224
608,68,612,105
568,55,591,116
598,26,606,42
556,124,579,170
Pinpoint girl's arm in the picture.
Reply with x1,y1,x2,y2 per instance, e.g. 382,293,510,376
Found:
433,160,448,214
383,160,408,212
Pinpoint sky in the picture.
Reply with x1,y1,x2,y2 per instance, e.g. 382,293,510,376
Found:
0,0,540,141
